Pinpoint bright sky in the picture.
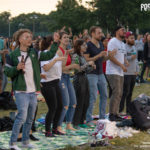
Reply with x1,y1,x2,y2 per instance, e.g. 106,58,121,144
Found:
0,0,91,17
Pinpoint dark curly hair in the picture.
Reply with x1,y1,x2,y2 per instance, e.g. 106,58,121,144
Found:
59,31,68,39
40,35,53,51
74,39,85,56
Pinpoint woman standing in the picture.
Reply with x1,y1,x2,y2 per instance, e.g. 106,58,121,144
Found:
40,36,66,137
57,32,80,134
140,34,150,82
72,39,95,128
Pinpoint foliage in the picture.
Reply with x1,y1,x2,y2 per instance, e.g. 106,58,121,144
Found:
0,0,149,37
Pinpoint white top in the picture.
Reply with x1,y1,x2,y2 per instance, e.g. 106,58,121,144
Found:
106,37,126,76
124,44,139,75
40,50,62,83
135,39,144,51
16,51,36,93
12,41,16,47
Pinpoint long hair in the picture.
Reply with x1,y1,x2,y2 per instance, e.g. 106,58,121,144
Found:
74,39,85,56
146,33,150,42
40,35,53,51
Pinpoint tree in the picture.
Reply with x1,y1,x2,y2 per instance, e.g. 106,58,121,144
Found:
91,0,150,34
0,11,11,37
48,0,95,34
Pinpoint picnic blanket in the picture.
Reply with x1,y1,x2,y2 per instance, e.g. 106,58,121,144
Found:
0,122,95,150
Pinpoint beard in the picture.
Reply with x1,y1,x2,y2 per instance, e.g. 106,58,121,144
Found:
127,41,135,46
119,35,125,40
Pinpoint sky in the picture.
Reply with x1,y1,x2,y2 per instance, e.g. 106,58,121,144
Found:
0,0,91,17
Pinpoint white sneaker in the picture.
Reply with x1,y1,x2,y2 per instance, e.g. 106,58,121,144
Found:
9,145,21,150
22,143,36,149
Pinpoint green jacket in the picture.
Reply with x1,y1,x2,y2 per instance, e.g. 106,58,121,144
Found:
4,44,58,91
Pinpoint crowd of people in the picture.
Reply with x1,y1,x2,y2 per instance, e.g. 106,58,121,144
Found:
0,26,149,150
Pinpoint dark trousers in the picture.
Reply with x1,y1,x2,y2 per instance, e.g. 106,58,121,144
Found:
119,75,136,114
104,73,112,98
140,62,147,81
73,74,89,125
41,79,62,132
137,51,143,62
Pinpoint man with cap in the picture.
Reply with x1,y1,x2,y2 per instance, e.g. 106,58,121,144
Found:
119,31,139,114
106,26,128,121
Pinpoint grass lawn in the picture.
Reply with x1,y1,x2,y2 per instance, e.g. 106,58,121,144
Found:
0,80,150,150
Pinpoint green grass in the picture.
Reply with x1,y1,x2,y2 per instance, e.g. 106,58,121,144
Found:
1,80,150,150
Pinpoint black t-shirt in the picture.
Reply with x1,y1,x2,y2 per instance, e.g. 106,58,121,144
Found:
85,41,104,75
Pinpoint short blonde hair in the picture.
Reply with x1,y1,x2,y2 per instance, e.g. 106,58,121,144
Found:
15,29,32,45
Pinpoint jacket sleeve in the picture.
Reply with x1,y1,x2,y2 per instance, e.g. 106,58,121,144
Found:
4,54,20,78
38,42,58,61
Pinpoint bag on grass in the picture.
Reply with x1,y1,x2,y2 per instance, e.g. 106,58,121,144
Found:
0,91,17,110
130,94,150,130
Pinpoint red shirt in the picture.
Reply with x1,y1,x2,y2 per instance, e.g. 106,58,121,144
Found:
59,46,71,66
103,48,107,73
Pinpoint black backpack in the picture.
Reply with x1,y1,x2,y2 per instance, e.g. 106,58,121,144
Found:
0,91,17,110
130,94,150,130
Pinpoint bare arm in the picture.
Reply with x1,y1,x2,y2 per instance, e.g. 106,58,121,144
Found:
62,64,80,71
57,49,80,72
68,27,72,38
109,52,127,72
42,59,57,72
109,56,122,67
102,49,117,62
43,56,66,72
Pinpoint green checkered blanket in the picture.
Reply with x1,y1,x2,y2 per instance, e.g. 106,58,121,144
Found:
0,123,95,150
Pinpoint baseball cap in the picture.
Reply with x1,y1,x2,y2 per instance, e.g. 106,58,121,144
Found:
114,26,124,32
113,26,124,36
125,31,134,38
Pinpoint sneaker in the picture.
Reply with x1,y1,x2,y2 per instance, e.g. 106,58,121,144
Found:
17,138,22,142
22,143,36,149
115,115,124,121
109,114,124,122
140,79,146,83
52,129,65,135
45,132,56,137
29,134,39,141
17,134,39,142
119,112,126,116
9,145,21,150
135,83,140,87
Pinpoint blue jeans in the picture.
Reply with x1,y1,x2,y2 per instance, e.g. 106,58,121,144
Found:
2,73,7,92
58,74,77,126
86,74,107,122
10,92,37,145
